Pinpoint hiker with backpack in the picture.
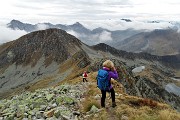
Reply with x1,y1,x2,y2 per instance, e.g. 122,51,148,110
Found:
97,60,118,108
82,71,88,82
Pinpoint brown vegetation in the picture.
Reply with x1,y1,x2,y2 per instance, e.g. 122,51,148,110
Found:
67,71,180,120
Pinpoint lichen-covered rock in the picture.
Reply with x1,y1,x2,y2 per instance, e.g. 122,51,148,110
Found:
89,105,99,113
54,110,61,118
55,97,63,105
35,111,44,119
0,83,90,119
39,105,47,111
32,98,47,109
46,94,54,102
63,97,75,105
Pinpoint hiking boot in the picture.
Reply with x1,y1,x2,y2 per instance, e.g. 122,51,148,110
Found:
101,105,105,108
112,102,117,108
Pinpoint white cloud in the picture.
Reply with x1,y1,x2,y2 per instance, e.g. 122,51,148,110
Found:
81,19,174,31
36,23,48,30
1,0,180,26
99,31,112,42
119,20,174,30
66,30,80,38
66,29,112,44
0,25,27,44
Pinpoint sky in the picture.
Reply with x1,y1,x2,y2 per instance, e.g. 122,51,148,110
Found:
1,0,180,25
0,0,180,43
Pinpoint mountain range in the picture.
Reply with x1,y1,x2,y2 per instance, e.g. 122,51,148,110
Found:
7,20,143,46
0,28,180,113
7,19,180,56
115,29,180,56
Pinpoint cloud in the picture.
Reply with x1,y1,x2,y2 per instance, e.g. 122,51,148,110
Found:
98,31,112,42
82,19,174,31
66,29,112,45
0,24,27,44
36,23,48,30
118,20,174,30
1,0,180,27
66,30,80,38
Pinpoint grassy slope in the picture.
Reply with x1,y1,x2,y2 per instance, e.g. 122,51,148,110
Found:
59,72,180,120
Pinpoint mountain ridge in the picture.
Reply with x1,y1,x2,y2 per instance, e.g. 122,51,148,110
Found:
7,19,142,46
0,28,180,112
114,29,180,56
7,19,180,56
92,43,180,68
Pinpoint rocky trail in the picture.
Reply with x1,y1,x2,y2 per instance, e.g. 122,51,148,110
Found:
0,81,90,120
0,74,180,120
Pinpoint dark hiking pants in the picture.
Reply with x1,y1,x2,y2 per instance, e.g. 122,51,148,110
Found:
101,88,115,107
83,78,87,82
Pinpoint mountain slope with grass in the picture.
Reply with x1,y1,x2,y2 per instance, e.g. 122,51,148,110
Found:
0,28,91,99
0,28,180,119
0,72,180,120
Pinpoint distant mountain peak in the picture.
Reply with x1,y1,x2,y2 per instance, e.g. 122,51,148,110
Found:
7,19,34,31
10,19,22,23
147,21,160,23
121,18,132,22
68,22,91,34
75,22,81,25
71,22,83,27
8,19,24,26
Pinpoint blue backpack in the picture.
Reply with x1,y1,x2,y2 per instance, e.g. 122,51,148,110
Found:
97,69,110,90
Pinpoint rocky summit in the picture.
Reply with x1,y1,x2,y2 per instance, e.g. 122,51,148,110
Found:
0,28,180,119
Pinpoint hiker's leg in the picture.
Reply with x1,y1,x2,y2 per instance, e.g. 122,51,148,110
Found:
85,78,88,82
101,90,106,107
110,88,115,102
110,88,116,107
83,78,85,82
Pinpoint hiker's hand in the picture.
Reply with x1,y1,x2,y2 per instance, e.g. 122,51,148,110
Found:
112,67,116,71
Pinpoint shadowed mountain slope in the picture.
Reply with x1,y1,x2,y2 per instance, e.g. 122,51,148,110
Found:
0,28,83,68
92,43,180,69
